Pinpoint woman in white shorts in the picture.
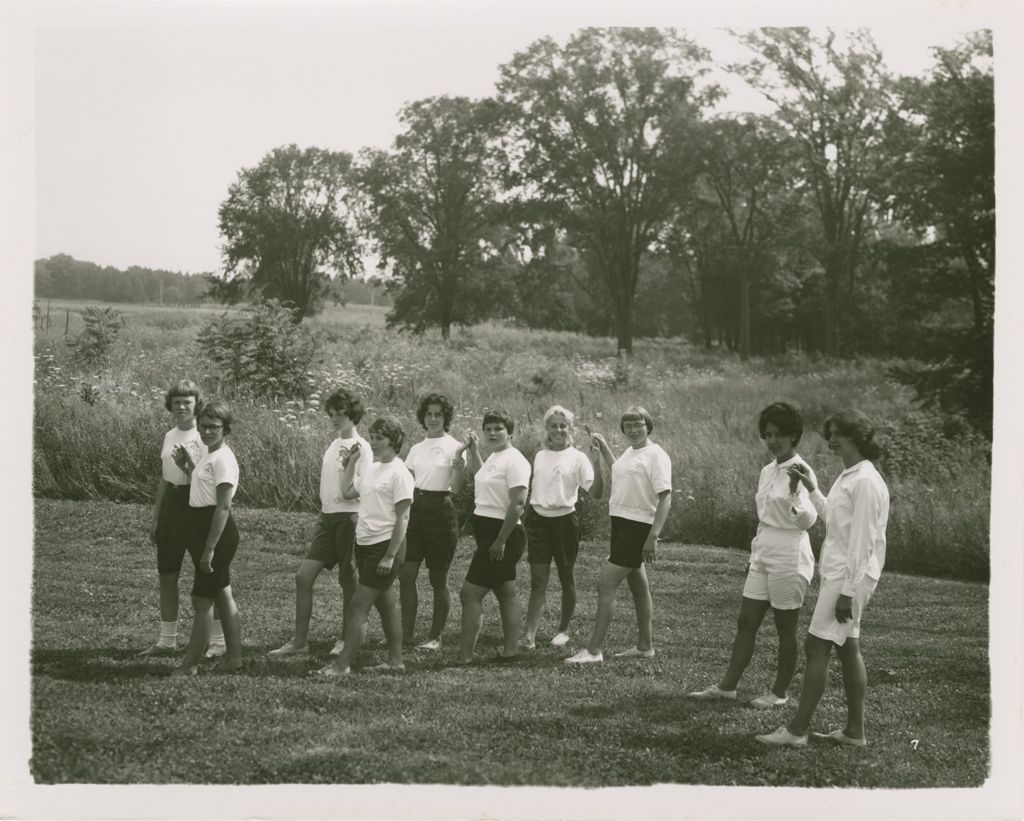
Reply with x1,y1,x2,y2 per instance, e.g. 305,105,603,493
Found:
690,403,817,708
757,410,889,748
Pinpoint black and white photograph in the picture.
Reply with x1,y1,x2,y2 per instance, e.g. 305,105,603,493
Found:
2,0,1021,818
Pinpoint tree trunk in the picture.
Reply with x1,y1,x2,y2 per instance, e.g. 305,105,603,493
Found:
738,269,751,362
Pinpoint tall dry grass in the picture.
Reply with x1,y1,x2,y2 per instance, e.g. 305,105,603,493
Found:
33,302,991,580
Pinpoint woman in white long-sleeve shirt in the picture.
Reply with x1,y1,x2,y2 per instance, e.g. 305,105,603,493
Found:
757,410,890,748
690,403,818,709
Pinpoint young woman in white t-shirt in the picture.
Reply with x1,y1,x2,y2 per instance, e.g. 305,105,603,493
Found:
170,400,243,676
690,403,818,708
268,388,369,660
140,379,219,658
399,393,466,652
457,409,532,664
319,416,415,676
566,406,671,664
521,405,603,650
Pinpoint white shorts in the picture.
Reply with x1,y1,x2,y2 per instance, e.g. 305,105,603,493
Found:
742,558,809,610
808,576,879,646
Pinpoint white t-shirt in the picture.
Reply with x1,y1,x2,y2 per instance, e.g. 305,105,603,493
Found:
189,445,239,508
320,434,370,514
160,426,207,485
810,460,890,596
473,447,531,521
608,442,672,524
404,433,465,491
354,459,415,545
529,447,595,517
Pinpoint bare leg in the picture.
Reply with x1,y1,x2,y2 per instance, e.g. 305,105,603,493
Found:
158,571,180,622
788,635,833,736
555,562,577,633
288,559,324,648
458,582,488,663
770,606,801,698
426,567,451,641
495,581,522,657
523,563,550,645
214,585,242,670
625,565,654,652
398,560,420,644
374,588,404,667
338,559,357,637
331,584,380,672
586,563,631,655
719,597,772,690
836,638,867,739
174,594,213,674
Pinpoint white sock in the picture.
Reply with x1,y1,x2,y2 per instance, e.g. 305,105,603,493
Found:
158,621,177,647
209,619,225,645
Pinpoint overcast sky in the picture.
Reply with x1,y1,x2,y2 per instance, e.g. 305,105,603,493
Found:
28,0,996,275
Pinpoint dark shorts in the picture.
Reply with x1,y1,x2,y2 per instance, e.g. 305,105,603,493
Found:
305,511,357,571
525,507,579,569
186,505,240,599
465,514,526,591
608,516,652,570
405,490,459,571
155,484,191,574
355,541,406,592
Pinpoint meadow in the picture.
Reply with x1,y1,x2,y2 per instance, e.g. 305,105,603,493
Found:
28,299,993,787
31,496,989,787
33,300,991,580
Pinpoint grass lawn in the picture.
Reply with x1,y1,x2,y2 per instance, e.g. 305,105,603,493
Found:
30,498,989,787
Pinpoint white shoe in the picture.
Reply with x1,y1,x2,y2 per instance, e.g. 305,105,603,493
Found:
750,692,789,709
613,646,655,659
417,638,441,651
550,632,570,647
812,729,867,747
268,641,309,658
688,684,737,701
329,639,345,657
755,726,808,748
312,664,349,678
204,642,226,659
564,649,603,664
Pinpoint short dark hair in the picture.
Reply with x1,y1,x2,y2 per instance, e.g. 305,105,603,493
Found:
416,393,455,431
824,411,882,461
482,409,514,436
620,406,653,435
758,402,803,445
198,399,233,435
369,415,405,452
164,379,202,413
324,388,365,425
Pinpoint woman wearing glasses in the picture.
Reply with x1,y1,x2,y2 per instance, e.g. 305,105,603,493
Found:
170,400,243,676
565,406,671,664
689,403,818,708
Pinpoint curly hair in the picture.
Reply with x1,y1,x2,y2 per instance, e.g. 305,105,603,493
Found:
416,393,455,431
324,387,365,425
758,402,804,445
368,416,406,452
824,410,883,461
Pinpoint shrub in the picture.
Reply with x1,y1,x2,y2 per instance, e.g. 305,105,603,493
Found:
197,300,320,399
66,307,125,363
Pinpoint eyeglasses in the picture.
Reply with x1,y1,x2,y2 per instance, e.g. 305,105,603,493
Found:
622,422,647,431
198,423,224,432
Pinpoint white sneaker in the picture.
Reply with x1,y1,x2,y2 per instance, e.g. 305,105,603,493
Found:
268,641,309,658
613,646,655,659
204,642,226,659
329,639,345,657
755,726,808,748
564,649,603,664
688,684,737,701
417,638,441,651
812,729,867,747
750,692,789,709
550,632,570,647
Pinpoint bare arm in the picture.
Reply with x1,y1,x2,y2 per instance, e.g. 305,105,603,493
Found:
377,498,412,574
489,486,528,560
150,478,169,544
199,483,234,574
340,444,362,500
643,490,672,564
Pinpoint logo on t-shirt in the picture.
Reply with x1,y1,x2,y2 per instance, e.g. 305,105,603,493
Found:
626,460,643,474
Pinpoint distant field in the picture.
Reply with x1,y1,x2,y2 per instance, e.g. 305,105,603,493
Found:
32,299,991,581
31,497,990,786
